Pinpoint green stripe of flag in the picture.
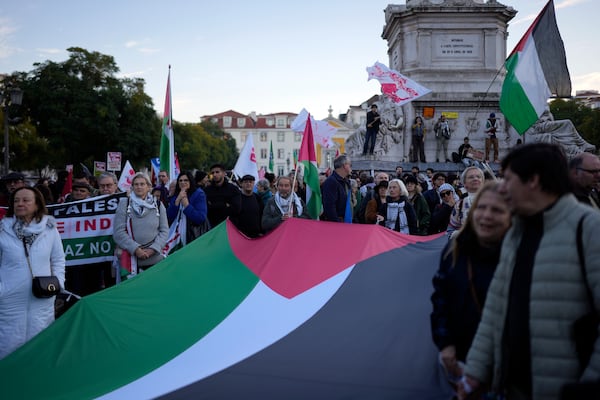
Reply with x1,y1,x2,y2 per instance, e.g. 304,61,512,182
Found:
0,223,259,400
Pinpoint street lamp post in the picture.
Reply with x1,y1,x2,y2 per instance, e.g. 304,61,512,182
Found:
3,87,23,175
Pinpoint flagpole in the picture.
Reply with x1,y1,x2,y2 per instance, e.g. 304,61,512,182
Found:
290,165,300,217
470,64,505,131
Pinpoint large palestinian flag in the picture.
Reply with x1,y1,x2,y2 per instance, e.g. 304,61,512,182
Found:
0,219,452,399
499,0,571,135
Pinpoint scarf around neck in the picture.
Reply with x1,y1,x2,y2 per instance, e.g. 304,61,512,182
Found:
274,192,303,217
385,200,409,234
13,216,48,246
129,192,158,217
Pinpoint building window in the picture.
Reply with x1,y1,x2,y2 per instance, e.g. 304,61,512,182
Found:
260,149,267,159
276,118,286,128
277,165,285,176
277,131,285,142
278,149,285,159
241,132,248,143
260,132,267,142
294,132,302,142
223,116,232,127
237,118,246,128
211,117,218,124
266,118,275,127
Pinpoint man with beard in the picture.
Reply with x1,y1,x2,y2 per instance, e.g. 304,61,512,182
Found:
262,176,309,233
204,164,241,228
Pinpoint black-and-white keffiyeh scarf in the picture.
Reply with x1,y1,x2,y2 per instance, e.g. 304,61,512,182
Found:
274,192,303,217
385,201,409,234
129,192,159,217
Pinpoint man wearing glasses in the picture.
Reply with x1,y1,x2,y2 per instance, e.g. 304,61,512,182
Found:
97,172,119,195
569,152,600,209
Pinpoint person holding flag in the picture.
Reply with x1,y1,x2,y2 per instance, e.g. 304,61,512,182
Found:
262,176,309,233
321,154,353,223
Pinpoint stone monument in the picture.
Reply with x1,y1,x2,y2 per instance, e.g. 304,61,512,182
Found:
349,0,594,172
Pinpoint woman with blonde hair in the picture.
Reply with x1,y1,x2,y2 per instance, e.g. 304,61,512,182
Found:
430,181,511,394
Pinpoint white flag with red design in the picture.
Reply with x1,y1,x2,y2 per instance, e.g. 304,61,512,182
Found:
117,160,136,192
232,133,259,181
366,61,431,105
291,109,337,149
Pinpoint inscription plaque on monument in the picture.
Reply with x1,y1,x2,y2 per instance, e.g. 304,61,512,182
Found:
433,34,481,60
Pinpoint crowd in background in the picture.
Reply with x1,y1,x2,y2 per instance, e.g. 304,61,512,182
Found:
1,143,600,399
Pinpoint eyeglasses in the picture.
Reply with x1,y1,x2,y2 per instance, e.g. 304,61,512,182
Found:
577,167,600,175
441,191,452,197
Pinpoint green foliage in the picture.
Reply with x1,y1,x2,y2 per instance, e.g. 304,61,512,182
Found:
6,46,239,173
550,98,600,151
173,121,239,172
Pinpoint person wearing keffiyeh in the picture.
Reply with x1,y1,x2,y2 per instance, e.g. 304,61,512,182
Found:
262,176,309,233
113,173,169,272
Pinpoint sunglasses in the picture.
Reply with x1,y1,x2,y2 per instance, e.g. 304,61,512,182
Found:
441,191,452,197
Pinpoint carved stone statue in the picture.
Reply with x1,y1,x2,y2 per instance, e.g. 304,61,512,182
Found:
526,110,596,159
374,95,404,157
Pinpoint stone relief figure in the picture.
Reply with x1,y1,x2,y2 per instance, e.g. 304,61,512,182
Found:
344,96,405,158
373,95,404,157
526,110,596,158
345,126,366,157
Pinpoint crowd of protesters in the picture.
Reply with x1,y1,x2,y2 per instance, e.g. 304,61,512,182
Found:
0,143,599,400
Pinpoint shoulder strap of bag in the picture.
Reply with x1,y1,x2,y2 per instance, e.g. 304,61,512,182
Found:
22,237,36,278
577,214,595,313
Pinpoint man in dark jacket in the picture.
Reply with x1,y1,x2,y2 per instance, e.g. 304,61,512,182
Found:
234,175,263,238
321,154,352,222
362,104,381,156
204,164,241,228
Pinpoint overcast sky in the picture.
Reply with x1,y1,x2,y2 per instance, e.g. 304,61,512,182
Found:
1,0,598,122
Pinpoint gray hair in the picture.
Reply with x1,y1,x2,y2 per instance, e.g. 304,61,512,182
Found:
131,172,151,186
333,154,350,169
98,172,118,184
389,178,409,197
257,179,271,190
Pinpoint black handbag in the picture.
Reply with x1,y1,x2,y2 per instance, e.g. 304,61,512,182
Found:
23,238,61,298
31,276,61,298
572,215,599,372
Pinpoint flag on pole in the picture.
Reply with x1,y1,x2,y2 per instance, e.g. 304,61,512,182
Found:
118,160,136,192
59,165,74,203
268,141,274,172
160,66,177,183
291,109,337,149
366,62,431,105
298,114,322,220
500,0,571,135
232,133,259,181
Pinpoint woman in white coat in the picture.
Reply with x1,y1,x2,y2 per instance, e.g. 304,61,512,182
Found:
0,186,66,359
